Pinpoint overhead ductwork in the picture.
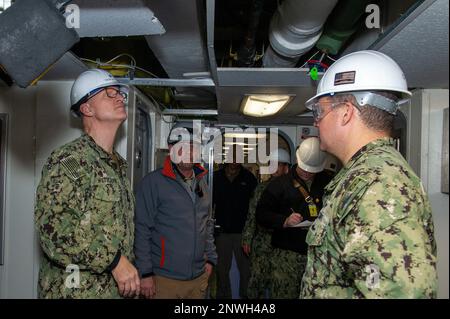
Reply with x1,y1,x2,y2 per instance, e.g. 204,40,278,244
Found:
71,0,165,38
316,0,374,55
0,0,80,87
145,0,210,79
144,0,216,109
263,0,338,67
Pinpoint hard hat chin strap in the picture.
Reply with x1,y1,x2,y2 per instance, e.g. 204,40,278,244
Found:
350,91,401,115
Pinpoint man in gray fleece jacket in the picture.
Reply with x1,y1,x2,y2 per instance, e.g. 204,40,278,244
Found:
134,123,217,299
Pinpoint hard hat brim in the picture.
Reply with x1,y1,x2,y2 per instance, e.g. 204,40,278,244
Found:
305,88,412,110
70,83,129,117
297,161,324,173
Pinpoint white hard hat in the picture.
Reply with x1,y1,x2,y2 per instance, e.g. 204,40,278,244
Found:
269,148,291,164
70,69,128,116
306,50,411,112
296,137,327,173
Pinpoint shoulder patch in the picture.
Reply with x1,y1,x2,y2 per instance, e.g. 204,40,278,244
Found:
60,156,85,181
346,175,371,190
337,175,374,222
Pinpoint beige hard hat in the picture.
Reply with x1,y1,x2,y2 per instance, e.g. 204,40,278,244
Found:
296,137,327,173
268,148,291,164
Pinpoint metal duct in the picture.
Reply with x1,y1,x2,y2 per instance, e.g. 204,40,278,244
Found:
263,0,338,67
144,0,216,108
144,0,209,79
0,0,80,88
316,0,373,55
71,0,165,38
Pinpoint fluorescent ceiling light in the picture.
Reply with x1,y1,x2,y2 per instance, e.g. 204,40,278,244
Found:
224,141,258,146
224,132,267,139
223,147,255,152
241,94,293,117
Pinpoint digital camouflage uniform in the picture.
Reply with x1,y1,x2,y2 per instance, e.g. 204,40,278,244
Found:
35,134,135,299
270,248,307,299
300,138,437,299
241,181,273,299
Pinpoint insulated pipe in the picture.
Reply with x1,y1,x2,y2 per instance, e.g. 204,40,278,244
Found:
315,0,374,55
263,0,338,67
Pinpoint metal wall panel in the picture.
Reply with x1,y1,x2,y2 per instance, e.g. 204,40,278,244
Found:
0,114,8,265
442,108,449,194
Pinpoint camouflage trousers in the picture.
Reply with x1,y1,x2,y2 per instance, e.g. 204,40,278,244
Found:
247,247,273,299
270,248,307,299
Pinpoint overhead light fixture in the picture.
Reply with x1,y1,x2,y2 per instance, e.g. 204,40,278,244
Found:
224,141,258,146
241,94,294,117
224,132,267,139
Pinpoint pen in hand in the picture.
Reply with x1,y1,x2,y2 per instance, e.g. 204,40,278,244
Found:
284,208,303,227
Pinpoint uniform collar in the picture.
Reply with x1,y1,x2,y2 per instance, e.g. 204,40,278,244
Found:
291,164,314,187
162,155,208,180
325,137,394,192
346,137,395,169
81,133,128,169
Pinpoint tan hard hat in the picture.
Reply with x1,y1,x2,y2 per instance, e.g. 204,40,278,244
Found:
296,137,327,173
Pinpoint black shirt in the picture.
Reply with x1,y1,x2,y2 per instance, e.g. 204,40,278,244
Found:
256,166,334,254
213,166,258,233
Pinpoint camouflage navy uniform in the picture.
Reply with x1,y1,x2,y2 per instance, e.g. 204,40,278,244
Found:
300,138,437,299
35,134,135,298
241,181,273,299
256,168,332,299
270,248,307,299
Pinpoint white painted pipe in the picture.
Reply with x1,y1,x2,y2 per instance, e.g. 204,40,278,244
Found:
263,0,338,67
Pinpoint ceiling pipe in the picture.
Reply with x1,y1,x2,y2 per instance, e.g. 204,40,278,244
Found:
316,0,374,55
263,0,338,68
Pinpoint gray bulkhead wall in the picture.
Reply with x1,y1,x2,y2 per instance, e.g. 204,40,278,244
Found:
401,89,449,299
0,86,37,298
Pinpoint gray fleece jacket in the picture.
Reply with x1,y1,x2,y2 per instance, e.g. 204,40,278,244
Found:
134,156,217,280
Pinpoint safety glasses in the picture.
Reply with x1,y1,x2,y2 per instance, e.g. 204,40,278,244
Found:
307,101,345,122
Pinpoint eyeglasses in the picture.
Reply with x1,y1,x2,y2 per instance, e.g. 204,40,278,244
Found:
104,87,128,101
308,101,344,122
87,87,128,102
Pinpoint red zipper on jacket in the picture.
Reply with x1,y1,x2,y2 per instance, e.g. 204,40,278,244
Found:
160,236,165,268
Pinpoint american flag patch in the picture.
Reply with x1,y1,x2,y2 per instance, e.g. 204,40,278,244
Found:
334,71,356,85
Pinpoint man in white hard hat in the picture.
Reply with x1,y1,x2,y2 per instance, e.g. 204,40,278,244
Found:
300,50,437,298
256,137,333,298
135,121,217,299
242,148,291,299
35,69,140,298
